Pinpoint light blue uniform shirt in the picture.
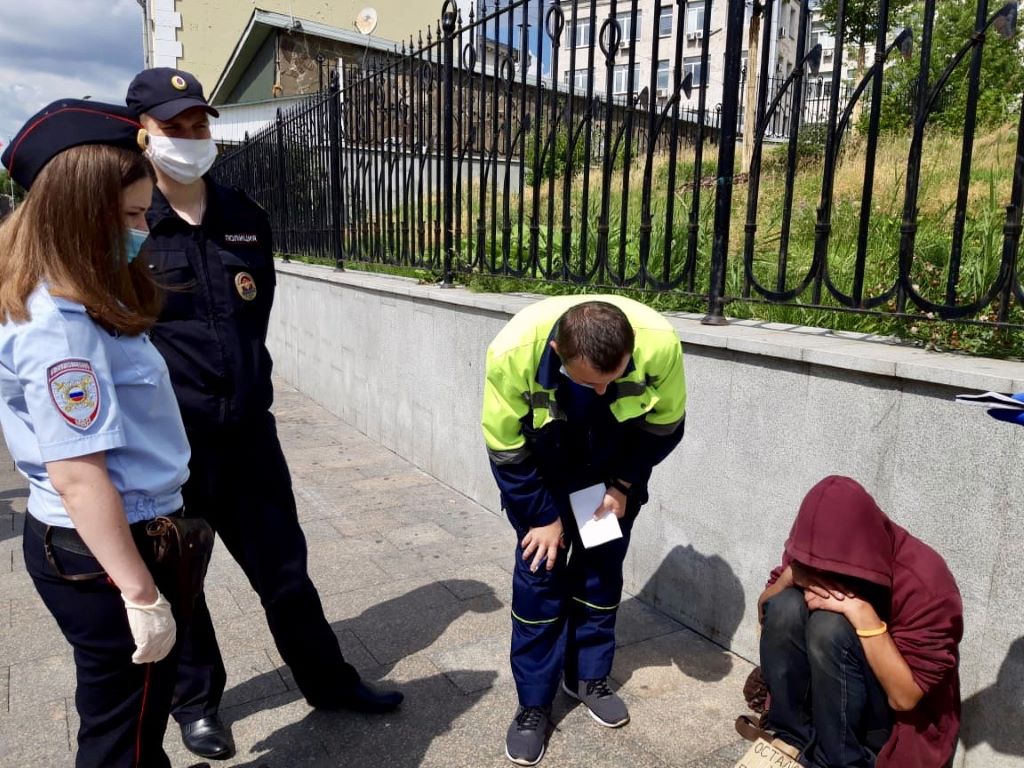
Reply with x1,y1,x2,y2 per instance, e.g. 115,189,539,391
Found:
0,286,190,527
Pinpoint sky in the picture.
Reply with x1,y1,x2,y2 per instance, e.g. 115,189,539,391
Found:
0,0,144,150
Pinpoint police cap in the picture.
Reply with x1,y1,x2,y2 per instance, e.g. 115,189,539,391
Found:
1,100,146,190
125,67,220,121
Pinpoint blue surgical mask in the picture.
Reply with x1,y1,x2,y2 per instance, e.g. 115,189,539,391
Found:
124,228,148,264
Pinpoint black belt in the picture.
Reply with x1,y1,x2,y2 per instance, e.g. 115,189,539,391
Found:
27,513,94,557
27,510,184,581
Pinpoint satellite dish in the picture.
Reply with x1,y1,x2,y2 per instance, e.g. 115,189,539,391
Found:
355,7,378,35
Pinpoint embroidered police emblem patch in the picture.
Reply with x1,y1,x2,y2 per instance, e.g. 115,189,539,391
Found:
47,359,100,430
235,271,257,301
171,75,188,91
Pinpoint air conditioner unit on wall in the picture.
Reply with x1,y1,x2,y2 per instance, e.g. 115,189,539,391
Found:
687,30,703,40
778,26,788,38
657,87,668,97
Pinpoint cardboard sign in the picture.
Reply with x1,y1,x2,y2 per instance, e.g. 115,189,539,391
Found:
733,738,801,768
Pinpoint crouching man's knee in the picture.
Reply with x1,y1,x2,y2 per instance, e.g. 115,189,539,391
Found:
806,608,859,670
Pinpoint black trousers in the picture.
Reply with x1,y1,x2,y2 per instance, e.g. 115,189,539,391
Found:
761,588,892,767
171,412,359,724
23,516,183,768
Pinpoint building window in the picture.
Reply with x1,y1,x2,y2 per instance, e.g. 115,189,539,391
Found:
573,19,592,48
615,11,642,44
790,7,798,37
657,59,671,93
685,2,705,37
613,63,641,94
568,68,589,91
659,6,674,37
683,55,704,87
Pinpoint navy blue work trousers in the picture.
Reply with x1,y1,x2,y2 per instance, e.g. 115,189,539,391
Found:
171,412,359,723
760,588,892,767
23,516,182,768
509,499,639,708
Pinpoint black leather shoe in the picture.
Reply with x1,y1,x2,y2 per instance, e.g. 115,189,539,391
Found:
181,715,236,760
315,680,404,713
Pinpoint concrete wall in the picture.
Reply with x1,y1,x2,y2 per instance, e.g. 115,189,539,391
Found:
268,262,1024,768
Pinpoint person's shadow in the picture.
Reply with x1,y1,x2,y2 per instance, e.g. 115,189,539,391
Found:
961,636,1024,757
615,544,746,684
0,488,28,544
217,579,503,767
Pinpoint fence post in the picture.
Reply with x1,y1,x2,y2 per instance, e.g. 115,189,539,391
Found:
440,0,458,287
703,0,747,325
275,110,290,262
328,71,345,271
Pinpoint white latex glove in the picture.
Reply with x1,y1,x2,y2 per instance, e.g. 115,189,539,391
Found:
122,591,176,664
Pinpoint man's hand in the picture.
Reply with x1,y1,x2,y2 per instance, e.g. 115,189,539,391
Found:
594,486,628,520
791,561,854,601
757,564,794,623
521,518,565,573
803,590,881,632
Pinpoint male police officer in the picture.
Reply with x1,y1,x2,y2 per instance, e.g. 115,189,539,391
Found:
482,295,686,765
126,68,402,760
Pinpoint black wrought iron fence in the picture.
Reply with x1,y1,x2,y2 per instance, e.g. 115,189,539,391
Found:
739,74,853,139
215,0,1024,328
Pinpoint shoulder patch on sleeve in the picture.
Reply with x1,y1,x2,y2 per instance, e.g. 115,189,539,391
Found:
47,359,101,431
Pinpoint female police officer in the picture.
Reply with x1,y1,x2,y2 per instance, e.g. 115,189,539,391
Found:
0,100,196,768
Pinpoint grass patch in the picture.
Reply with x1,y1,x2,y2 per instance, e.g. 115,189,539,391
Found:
300,125,1022,359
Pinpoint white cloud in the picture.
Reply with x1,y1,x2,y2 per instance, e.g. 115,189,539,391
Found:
0,0,143,144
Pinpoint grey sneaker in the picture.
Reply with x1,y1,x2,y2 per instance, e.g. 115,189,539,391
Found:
505,706,549,765
562,678,630,727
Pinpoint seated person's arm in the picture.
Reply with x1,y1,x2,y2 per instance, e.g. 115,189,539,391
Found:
757,563,794,623
803,591,924,711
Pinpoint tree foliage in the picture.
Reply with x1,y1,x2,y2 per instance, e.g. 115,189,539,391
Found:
818,0,913,70
871,0,1024,132
0,169,24,217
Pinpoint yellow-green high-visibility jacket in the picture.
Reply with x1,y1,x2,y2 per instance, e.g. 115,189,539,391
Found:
481,295,686,529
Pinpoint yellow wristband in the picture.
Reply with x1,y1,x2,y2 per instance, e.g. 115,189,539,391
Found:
856,621,888,638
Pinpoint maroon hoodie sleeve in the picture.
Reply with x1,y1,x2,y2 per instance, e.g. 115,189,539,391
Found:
890,586,963,695
765,551,793,588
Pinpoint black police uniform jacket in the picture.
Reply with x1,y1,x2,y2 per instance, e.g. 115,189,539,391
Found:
144,179,275,429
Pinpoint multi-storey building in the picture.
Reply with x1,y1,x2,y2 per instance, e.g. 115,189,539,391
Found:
806,0,870,101
552,1,801,114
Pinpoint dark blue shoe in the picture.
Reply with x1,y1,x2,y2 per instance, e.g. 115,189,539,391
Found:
505,706,549,765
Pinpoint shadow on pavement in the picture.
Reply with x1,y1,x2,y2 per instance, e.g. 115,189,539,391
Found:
617,543,746,684
221,579,503,767
1,488,27,544
961,635,1024,757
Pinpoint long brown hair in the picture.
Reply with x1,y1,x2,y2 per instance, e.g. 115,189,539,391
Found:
0,144,162,335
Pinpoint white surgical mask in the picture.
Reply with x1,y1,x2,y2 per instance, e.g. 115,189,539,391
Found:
145,135,218,185
559,364,595,389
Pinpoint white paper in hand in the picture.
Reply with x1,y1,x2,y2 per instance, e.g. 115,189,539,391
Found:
569,483,623,549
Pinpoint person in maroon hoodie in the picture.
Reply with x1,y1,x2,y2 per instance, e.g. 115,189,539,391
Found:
756,475,962,768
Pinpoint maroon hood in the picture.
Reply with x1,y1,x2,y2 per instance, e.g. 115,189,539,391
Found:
784,475,895,589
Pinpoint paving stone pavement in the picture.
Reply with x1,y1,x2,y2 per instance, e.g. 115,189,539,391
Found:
0,380,755,768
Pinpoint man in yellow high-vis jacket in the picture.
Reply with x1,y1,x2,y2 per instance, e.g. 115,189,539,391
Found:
482,295,686,766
